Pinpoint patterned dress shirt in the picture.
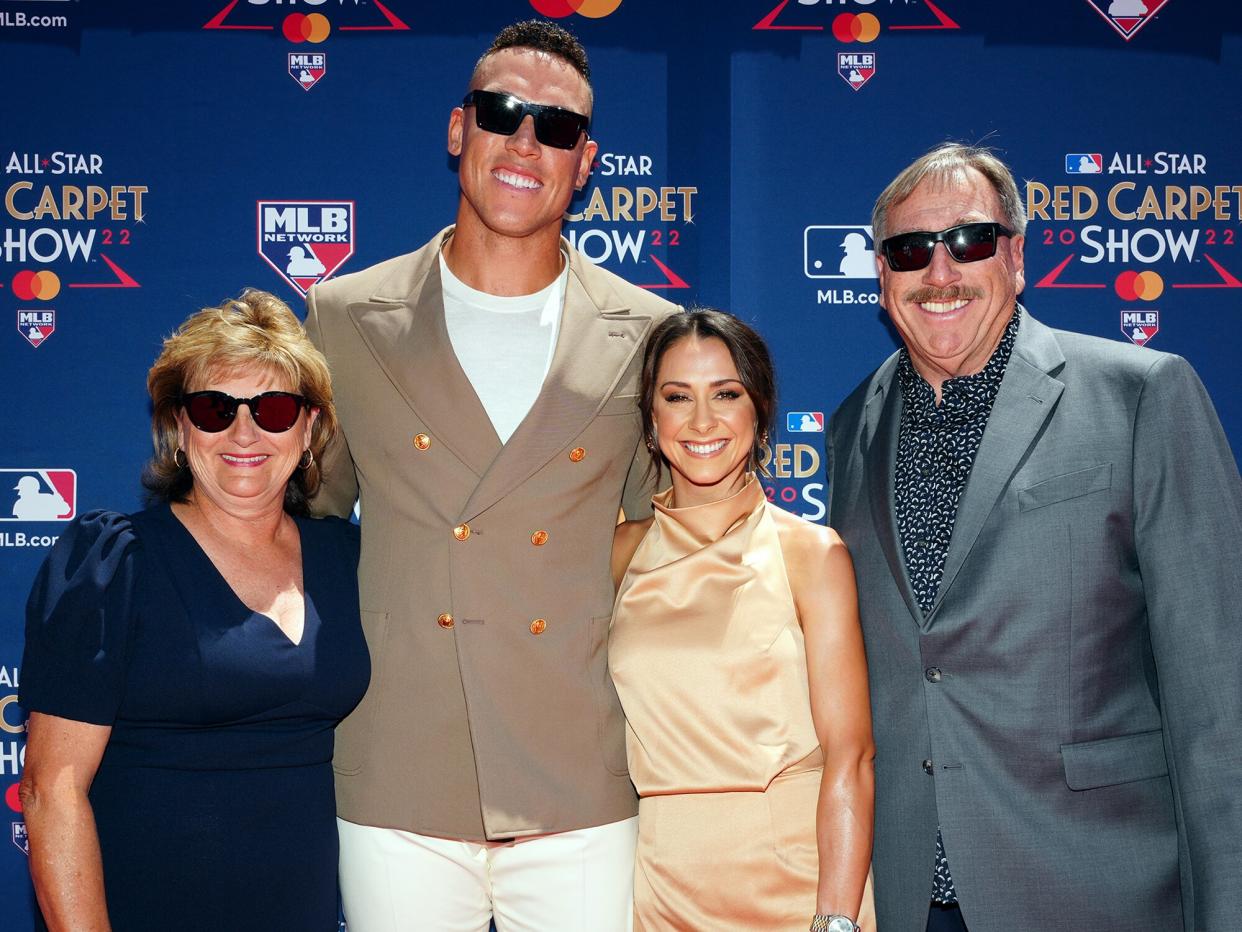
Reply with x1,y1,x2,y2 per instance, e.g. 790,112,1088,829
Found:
893,308,1021,904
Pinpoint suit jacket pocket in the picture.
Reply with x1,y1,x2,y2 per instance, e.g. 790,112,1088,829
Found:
598,393,640,417
333,609,389,776
1018,462,1112,512
1061,729,1168,790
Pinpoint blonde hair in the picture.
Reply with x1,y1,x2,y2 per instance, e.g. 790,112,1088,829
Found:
143,289,337,514
871,142,1027,245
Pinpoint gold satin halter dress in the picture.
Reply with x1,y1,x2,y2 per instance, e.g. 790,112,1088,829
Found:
610,478,823,930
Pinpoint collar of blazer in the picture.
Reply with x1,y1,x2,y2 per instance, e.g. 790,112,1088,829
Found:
345,226,658,522
862,306,1068,629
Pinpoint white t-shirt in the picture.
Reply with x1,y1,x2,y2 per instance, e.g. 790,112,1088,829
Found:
440,252,568,444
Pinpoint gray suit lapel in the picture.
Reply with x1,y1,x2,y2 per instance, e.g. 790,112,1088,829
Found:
346,237,502,479
459,252,655,522
926,311,1066,626
863,356,926,628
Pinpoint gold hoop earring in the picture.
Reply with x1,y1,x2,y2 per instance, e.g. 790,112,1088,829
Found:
298,449,314,470
174,448,188,470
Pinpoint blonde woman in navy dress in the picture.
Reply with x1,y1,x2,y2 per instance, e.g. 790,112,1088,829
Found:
19,291,369,931
610,309,875,932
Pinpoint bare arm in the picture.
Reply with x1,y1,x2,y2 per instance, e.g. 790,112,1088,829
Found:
611,518,653,591
20,712,113,931
784,523,875,921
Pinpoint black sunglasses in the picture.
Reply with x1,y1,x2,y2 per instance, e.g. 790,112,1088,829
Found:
461,89,590,151
181,391,308,434
881,222,1015,272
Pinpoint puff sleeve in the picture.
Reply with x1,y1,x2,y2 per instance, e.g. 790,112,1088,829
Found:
20,510,142,726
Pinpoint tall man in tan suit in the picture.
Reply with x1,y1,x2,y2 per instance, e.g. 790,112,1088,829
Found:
305,20,676,932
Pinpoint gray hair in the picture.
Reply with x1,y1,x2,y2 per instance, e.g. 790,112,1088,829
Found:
871,143,1027,245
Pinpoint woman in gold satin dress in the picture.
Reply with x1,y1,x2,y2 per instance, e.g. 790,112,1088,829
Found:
610,309,875,932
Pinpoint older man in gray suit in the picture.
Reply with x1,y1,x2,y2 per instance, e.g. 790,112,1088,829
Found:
827,143,1242,932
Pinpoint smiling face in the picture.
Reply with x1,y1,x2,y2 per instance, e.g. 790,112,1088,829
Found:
652,336,758,508
877,166,1025,395
448,47,597,247
176,366,317,518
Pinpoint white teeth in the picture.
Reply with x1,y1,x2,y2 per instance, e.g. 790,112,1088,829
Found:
920,299,970,313
494,169,541,190
684,440,727,455
222,454,268,464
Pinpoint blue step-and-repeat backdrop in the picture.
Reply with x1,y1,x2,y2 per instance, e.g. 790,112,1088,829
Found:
2,0,1239,924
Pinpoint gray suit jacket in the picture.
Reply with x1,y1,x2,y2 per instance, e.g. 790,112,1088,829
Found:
827,310,1242,931
306,227,677,840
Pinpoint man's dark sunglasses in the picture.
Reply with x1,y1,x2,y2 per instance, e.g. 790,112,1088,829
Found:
461,89,590,150
881,222,1015,272
181,391,308,433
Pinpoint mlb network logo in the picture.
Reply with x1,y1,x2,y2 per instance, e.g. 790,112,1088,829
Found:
1065,153,1103,174
17,309,54,348
257,201,355,298
787,412,825,433
1084,0,1171,41
11,823,27,857
838,52,875,90
1,469,76,522
289,52,326,91
804,226,878,279
1121,310,1158,346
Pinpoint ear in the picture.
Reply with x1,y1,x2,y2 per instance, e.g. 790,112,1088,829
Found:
304,406,320,448
175,410,188,453
1009,233,1026,295
575,138,598,190
875,253,889,309
448,107,465,157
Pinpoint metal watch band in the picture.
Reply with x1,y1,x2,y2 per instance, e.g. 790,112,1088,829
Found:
810,916,859,932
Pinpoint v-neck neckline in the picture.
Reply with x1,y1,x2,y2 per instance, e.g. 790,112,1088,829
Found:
163,503,310,647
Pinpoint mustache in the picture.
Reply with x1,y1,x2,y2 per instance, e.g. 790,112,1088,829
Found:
904,285,985,304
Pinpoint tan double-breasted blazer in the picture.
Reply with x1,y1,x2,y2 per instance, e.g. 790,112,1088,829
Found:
306,226,677,840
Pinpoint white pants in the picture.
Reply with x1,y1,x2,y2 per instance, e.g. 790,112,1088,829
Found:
337,816,638,932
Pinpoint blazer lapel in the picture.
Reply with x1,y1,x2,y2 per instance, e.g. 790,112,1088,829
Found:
460,250,655,521
925,310,1066,626
346,230,501,478
863,355,925,628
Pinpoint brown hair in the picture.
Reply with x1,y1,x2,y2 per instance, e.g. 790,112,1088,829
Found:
872,142,1027,245
142,289,337,515
638,308,776,485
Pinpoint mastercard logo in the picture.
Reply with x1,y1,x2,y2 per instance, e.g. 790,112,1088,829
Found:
833,13,880,43
283,13,330,44
1115,270,1163,302
12,269,60,302
4,783,19,814
530,0,623,18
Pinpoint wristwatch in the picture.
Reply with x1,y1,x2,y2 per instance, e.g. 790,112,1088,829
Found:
810,916,860,932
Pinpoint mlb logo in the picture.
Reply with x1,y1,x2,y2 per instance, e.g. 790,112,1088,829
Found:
804,225,878,280
289,52,326,91
1083,0,1171,41
1121,310,1159,346
787,411,825,433
0,469,77,522
12,823,28,857
17,309,55,348
257,201,356,297
1065,153,1103,174
838,52,876,91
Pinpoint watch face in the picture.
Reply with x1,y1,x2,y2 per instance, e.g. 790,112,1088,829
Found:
826,919,858,932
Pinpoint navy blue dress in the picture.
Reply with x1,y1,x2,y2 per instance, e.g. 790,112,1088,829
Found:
21,504,370,931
